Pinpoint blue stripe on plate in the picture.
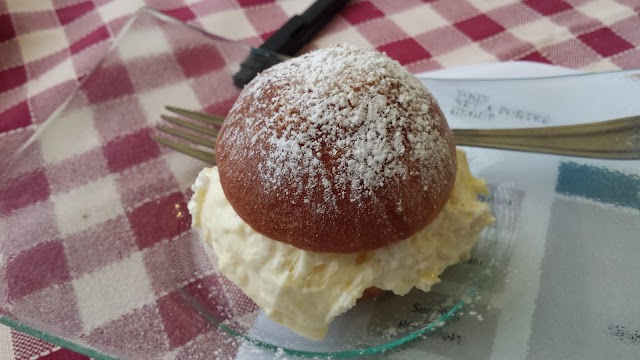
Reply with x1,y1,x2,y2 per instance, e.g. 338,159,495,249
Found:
556,162,640,210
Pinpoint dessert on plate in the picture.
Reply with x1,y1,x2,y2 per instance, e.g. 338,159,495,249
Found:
188,44,494,340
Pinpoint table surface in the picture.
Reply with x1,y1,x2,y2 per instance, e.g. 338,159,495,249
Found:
1,0,639,359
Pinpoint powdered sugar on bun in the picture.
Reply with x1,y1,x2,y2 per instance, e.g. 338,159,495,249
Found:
215,45,456,253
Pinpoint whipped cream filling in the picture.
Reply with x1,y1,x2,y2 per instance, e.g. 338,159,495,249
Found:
189,150,494,340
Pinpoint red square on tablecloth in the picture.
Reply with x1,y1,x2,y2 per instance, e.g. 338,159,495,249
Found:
455,14,505,41
0,65,27,94
82,63,135,104
70,26,110,54
519,51,552,64
237,0,275,7
157,287,214,348
37,349,88,360
103,128,160,172
175,45,226,78
378,38,431,65
342,1,385,25
259,29,275,41
0,14,16,42
6,241,70,300
0,169,49,215
162,7,197,22
579,27,634,57
0,101,31,133
56,1,95,25
128,191,191,250
524,0,572,16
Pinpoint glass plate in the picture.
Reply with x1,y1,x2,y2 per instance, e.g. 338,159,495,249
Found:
0,8,475,359
1,7,640,360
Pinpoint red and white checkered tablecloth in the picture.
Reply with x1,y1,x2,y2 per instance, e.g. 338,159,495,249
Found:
0,0,638,359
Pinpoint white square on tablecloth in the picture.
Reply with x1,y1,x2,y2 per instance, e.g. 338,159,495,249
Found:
580,58,618,72
39,108,101,165
435,43,498,68
17,28,68,63
509,18,570,49
6,0,54,12
51,175,124,236
73,251,154,331
198,9,257,41
577,1,632,26
472,0,517,13
163,152,204,191
97,0,145,23
0,324,14,360
116,28,173,62
390,6,448,37
137,83,201,125
279,0,315,17
181,0,204,5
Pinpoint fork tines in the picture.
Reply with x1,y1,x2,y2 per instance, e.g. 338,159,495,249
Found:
153,106,224,164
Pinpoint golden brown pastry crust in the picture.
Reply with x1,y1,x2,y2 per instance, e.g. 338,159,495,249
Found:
215,45,456,253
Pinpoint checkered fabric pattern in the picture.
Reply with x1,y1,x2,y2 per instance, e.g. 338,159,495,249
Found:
0,0,639,359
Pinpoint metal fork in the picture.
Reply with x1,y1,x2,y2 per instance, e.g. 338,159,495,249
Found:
153,106,640,163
